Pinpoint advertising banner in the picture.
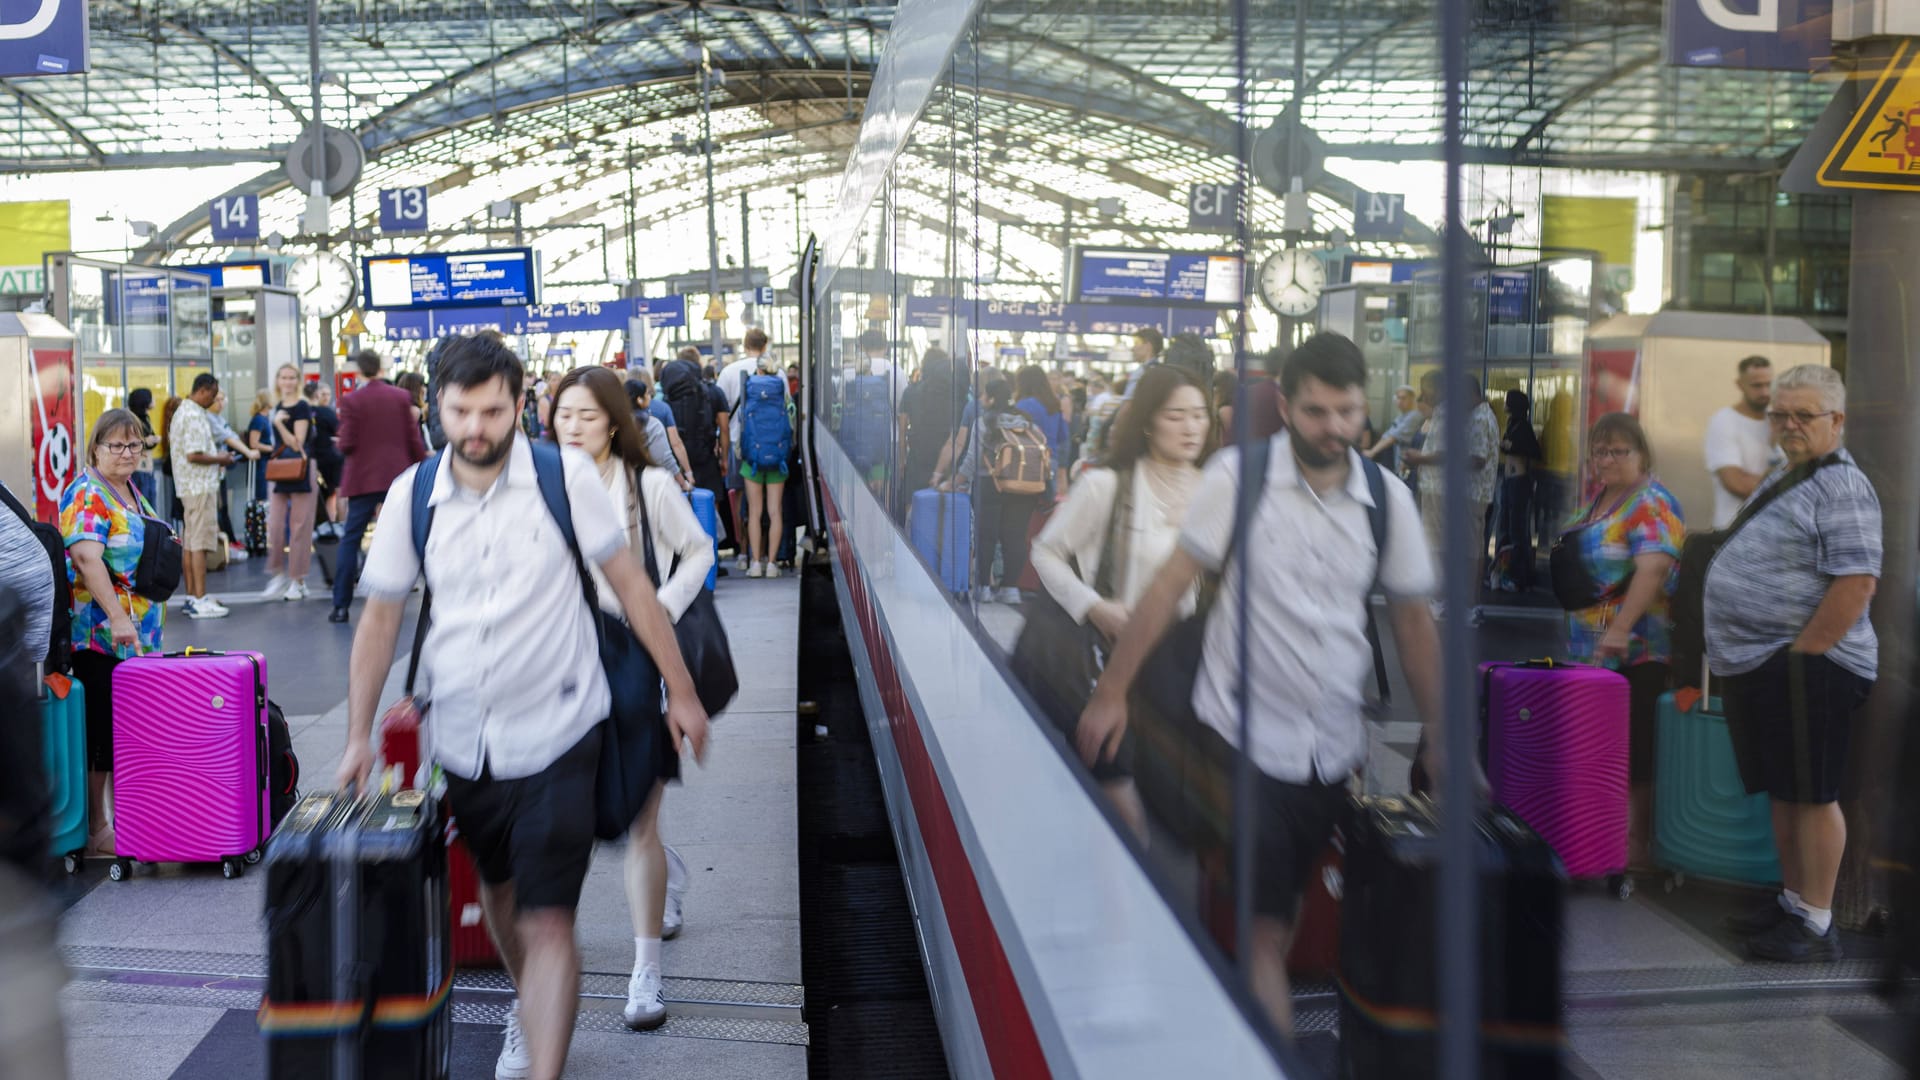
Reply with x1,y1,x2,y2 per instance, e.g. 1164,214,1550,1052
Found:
31,345,76,523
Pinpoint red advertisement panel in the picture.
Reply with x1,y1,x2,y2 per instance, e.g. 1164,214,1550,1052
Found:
31,346,76,523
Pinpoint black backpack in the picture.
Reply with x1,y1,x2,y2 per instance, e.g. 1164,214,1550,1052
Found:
266,698,300,827
0,480,71,674
660,360,718,463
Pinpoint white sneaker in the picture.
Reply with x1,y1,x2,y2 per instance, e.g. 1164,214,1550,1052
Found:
973,586,995,605
183,598,230,620
737,554,750,572
260,574,291,602
200,596,231,615
623,963,667,1030
663,845,687,940
496,999,531,1079
286,581,309,602
746,561,765,579
228,544,249,562
997,587,1023,605
762,563,781,579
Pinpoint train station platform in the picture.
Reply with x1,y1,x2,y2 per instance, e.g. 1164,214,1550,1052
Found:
51,555,808,1080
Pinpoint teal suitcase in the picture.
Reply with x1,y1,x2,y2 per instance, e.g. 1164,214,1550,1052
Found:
41,676,89,873
1650,690,1781,888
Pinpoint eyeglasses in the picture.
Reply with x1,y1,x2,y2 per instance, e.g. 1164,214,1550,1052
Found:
100,442,144,456
1766,409,1833,428
1590,446,1636,461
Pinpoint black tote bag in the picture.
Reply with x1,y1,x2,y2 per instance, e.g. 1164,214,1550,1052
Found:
639,471,739,717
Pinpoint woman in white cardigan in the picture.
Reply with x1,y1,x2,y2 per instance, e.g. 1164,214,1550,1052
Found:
1028,364,1212,833
549,366,716,1032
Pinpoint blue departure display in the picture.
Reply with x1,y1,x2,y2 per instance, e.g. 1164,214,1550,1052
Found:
362,248,539,310
1073,248,1243,307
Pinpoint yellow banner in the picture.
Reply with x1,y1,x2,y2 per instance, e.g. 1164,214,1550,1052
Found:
1541,196,1635,267
0,200,71,266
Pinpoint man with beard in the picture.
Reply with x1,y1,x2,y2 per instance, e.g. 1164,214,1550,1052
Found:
1704,355,1781,528
1077,332,1444,1035
334,334,709,1080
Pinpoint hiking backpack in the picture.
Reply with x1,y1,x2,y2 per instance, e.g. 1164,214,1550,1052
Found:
739,373,793,471
660,360,718,461
988,414,1051,495
841,373,894,470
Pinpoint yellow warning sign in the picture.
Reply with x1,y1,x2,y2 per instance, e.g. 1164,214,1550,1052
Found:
1819,42,1920,192
339,309,367,336
703,296,727,321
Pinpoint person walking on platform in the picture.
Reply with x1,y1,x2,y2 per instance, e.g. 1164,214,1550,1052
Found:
1026,365,1211,835
328,350,428,624
661,348,735,565
208,389,260,562
335,335,709,1080
1560,412,1683,868
1403,370,1498,609
1706,364,1879,963
62,409,170,857
1704,355,1781,529
626,375,695,490
168,374,234,619
1077,333,1445,1035
261,364,318,602
717,329,770,569
549,365,713,1030
304,382,344,536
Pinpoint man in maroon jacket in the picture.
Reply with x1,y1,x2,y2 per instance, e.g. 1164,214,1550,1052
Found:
329,350,428,623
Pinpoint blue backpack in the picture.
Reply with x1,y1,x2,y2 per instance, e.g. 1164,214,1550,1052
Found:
841,374,893,470
739,373,792,471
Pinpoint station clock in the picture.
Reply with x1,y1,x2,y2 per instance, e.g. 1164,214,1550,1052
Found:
1257,248,1328,317
288,251,359,319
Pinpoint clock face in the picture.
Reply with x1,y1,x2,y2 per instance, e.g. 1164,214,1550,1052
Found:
288,251,358,318
1258,249,1328,317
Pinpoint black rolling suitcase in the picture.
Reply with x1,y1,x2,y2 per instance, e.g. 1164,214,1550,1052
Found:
1338,796,1564,1080
261,790,452,1079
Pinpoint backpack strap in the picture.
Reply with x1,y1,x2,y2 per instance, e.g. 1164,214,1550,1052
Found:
403,452,442,696
1359,454,1393,704
527,439,603,611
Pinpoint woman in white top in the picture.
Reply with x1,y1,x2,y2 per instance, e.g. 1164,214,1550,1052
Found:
549,366,715,1033
1028,364,1211,833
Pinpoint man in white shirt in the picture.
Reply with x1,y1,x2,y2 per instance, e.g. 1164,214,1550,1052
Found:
1704,355,1780,528
1403,371,1500,592
169,374,235,620
334,335,708,1080
1079,332,1445,1035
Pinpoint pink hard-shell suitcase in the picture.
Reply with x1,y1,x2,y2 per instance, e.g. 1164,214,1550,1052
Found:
110,649,271,881
1482,660,1630,890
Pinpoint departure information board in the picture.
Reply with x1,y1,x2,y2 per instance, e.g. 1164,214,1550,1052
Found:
362,248,538,310
174,261,271,288
1073,248,1243,307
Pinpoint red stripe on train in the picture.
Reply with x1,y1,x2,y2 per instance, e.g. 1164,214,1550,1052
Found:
820,486,1053,1080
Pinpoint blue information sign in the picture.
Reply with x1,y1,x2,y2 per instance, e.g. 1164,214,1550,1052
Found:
1666,0,1830,71
0,0,90,76
901,296,1217,337
381,296,686,340
1074,248,1243,306
1351,190,1408,242
208,195,260,244
1186,183,1243,231
630,296,689,329
362,248,538,310
172,261,272,289
382,310,433,341
378,187,430,233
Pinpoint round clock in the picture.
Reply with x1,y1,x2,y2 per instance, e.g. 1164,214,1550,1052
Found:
1257,248,1328,317
288,251,358,319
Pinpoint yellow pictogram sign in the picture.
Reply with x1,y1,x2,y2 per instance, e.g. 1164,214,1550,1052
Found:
704,296,728,321
339,308,368,336
1819,42,1920,192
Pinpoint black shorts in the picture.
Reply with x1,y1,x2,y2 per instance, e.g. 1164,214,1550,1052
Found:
1723,649,1871,805
1196,724,1351,922
70,648,121,773
443,727,603,911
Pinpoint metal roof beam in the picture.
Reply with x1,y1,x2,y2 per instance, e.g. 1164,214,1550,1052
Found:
100,1,313,127
1509,50,1661,155
0,80,106,165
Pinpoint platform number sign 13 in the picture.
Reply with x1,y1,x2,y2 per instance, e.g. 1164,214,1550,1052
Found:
379,187,429,233
1352,190,1407,242
1187,182,1243,232
208,195,260,243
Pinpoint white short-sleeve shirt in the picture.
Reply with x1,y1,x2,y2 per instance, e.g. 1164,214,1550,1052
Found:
358,433,627,780
1703,406,1781,528
1180,440,1436,784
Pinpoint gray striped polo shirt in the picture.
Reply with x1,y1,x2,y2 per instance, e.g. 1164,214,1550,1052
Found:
1703,448,1881,680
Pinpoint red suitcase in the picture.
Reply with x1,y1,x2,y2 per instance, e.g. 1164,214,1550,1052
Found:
1483,660,1629,887
379,702,503,968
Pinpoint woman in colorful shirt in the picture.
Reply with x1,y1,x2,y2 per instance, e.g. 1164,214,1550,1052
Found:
61,408,168,856
1562,411,1684,868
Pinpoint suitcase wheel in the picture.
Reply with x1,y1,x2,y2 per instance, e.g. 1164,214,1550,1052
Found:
63,852,81,875
221,857,243,880
244,847,263,866
108,859,130,882
1610,873,1634,901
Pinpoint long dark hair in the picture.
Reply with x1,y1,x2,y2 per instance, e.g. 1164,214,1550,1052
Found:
546,365,653,472
127,388,154,428
1015,364,1060,415
1106,365,1214,471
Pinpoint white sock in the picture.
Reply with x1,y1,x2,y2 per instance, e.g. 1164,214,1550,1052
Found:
1799,904,1833,934
1780,889,1801,913
634,935,661,972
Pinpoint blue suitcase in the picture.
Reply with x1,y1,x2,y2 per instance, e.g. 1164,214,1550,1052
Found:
910,489,971,595
1651,689,1782,887
686,488,719,591
41,675,89,873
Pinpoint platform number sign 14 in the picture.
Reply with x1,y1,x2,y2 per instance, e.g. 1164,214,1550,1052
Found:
1352,190,1407,242
379,187,429,233
208,195,260,243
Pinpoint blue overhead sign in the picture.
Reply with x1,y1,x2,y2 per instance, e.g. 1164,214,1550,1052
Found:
173,260,272,289
1665,0,1831,70
378,187,429,233
1073,248,1244,307
208,195,260,244
902,297,1216,337
381,296,686,340
0,0,90,76
363,248,539,310
1351,190,1408,241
